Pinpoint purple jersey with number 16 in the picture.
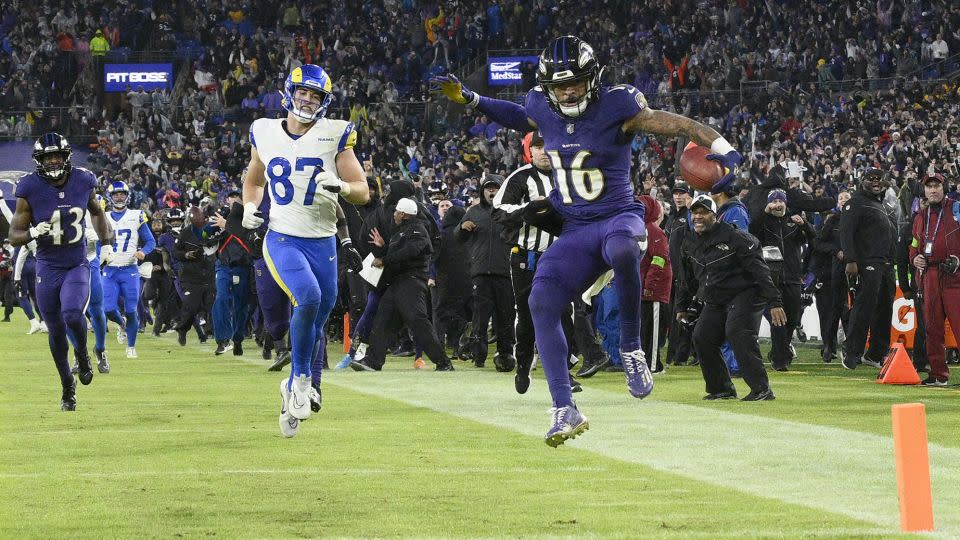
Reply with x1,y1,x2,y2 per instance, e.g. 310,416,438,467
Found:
14,167,97,269
524,84,647,223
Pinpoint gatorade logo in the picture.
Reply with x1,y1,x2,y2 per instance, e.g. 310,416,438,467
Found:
892,297,915,333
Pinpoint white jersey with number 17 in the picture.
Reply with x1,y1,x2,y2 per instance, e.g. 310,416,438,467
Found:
249,117,356,238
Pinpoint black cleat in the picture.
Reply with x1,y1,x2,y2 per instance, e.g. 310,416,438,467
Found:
261,346,272,361
921,376,949,387
177,329,187,346
861,357,883,369
494,353,516,373
61,380,77,411
267,350,291,372
741,388,776,401
515,359,532,394
214,341,229,355
570,375,582,393
310,383,323,412
703,390,738,400
76,351,94,385
576,357,611,378
350,359,378,372
772,365,789,372
434,362,455,371
233,340,244,357
95,349,110,374
841,354,859,370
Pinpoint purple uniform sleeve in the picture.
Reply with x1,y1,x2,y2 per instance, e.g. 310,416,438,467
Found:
604,85,647,124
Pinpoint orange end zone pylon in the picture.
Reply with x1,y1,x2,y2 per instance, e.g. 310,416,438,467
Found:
891,403,935,532
877,343,921,385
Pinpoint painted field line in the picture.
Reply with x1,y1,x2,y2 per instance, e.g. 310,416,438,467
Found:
327,370,960,538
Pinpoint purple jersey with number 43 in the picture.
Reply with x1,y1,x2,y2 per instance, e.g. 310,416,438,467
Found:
524,84,647,222
14,168,97,269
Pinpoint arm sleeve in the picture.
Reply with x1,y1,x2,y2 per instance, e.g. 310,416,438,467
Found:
173,232,190,261
675,247,695,312
738,232,782,308
788,188,837,214
13,246,27,280
476,96,533,132
491,169,531,226
138,222,156,254
907,213,921,263
383,228,429,265
454,209,474,241
838,205,861,264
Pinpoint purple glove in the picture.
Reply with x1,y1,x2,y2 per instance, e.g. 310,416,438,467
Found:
707,149,743,194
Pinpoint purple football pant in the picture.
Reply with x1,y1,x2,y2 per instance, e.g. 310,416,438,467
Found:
36,261,91,388
254,258,291,340
529,212,646,408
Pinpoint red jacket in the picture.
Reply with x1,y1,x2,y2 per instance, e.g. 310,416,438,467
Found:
638,195,672,303
909,200,960,289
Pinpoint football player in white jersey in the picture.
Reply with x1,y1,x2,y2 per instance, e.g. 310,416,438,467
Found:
241,64,369,437
101,181,155,358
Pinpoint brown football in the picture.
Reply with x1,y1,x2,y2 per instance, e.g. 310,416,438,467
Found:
679,142,724,192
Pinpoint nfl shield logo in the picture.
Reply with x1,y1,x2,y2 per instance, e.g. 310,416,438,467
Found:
58,192,65,199
566,123,575,134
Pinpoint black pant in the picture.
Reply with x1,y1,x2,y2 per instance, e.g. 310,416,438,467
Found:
175,281,212,333
641,300,668,371
471,274,516,363
666,282,694,364
434,282,470,349
1,276,14,319
345,270,369,329
692,290,770,394
366,275,449,369
147,273,178,332
769,282,801,368
844,262,895,362
511,256,536,369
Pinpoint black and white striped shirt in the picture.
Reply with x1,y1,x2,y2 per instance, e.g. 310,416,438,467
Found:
492,164,556,253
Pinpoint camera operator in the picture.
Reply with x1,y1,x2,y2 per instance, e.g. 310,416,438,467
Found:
908,173,958,386
839,168,898,370
678,196,786,401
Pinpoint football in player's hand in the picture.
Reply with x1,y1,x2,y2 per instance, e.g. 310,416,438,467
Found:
679,143,724,192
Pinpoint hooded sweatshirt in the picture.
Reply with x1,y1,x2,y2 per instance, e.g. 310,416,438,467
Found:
637,195,672,303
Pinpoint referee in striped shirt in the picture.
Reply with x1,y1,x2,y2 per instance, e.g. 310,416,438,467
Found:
493,131,603,394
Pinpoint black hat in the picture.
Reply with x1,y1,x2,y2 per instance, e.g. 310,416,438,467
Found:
671,182,693,195
481,174,504,190
530,130,544,147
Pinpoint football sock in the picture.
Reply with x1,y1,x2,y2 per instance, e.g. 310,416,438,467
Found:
603,234,644,352
289,303,319,379
529,281,575,408
89,306,107,351
124,311,138,347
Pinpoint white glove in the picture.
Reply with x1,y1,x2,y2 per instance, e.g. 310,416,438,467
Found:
99,248,115,266
242,202,264,229
29,222,51,239
320,177,352,197
85,228,100,244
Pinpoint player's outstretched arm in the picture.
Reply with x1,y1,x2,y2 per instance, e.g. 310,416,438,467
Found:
430,75,535,132
625,107,742,192
331,148,370,206
241,147,267,229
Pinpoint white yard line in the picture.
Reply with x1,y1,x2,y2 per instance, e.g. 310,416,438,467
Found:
326,369,960,538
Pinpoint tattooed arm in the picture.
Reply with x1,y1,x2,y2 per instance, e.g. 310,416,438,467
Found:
623,106,723,147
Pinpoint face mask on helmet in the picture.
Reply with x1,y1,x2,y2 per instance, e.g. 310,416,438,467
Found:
33,133,73,183
111,190,129,209
168,220,184,233
282,65,334,124
537,36,603,119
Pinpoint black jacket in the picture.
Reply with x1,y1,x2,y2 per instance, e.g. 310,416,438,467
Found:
665,206,691,283
811,211,842,284
173,224,215,284
214,202,256,267
839,189,898,265
749,212,815,285
678,221,782,310
457,198,511,278
434,206,471,296
372,217,432,286
744,167,837,225
361,180,440,260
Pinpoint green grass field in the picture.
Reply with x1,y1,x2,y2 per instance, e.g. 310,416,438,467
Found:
1,318,959,539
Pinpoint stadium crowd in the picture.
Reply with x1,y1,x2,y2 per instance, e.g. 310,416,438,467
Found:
3,1,960,401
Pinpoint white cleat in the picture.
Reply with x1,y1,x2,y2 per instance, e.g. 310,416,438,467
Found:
39,321,49,333
117,324,126,345
354,342,368,362
126,347,138,359
27,319,43,335
287,375,312,420
278,378,300,438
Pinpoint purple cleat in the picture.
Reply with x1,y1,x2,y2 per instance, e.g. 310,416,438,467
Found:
621,349,654,398
544,405,589,448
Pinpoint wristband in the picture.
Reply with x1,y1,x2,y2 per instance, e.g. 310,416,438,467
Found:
340,237,352,247
464,90,480,109
710,137,736,155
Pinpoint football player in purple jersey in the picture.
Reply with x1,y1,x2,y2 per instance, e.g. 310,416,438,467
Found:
9,133,114,411
433,36,743,446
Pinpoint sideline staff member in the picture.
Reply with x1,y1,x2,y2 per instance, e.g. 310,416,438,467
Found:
677,195,786,401
909,173,958,386
839,168,897,370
